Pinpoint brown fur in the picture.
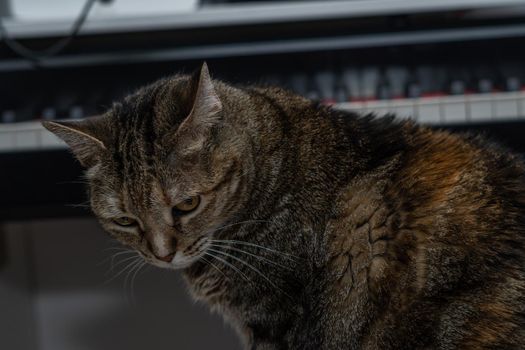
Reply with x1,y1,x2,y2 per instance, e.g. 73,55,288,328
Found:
43,64,525,349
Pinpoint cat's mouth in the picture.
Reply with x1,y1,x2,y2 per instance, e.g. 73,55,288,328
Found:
149,237,210,270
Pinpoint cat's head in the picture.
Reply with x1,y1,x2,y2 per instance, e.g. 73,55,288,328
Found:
43,63,252,269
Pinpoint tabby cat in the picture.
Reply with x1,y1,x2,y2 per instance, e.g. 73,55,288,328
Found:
43,63,525,349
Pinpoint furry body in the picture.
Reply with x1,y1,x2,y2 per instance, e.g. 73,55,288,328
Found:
44,67,525,349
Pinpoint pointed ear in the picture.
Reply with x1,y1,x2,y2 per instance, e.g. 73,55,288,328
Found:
42,116,108,168
175,62,222,153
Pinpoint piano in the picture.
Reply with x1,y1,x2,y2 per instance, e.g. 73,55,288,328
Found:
1,0,525,219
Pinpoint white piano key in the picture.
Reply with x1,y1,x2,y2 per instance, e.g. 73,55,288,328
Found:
41,129,67,149
385,66,408,98
494,92,520,120
14,129,39,150
364,100,391,117
389,99,416,120
468,94,493,122
334,101,365,114
417,98,442,125
360,67,380,99
519,91,525,118
343,68,361,100
442,96,468,124
0,131,16,152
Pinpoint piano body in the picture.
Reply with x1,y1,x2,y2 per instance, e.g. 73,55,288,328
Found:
1,0,525,219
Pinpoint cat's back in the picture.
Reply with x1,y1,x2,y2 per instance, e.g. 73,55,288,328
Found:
321,118,525,349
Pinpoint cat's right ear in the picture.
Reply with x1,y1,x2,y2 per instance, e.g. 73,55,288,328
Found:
42,116,108,168
174,62,222,154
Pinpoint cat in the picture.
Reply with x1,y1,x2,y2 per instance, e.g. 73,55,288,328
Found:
43,63,525,349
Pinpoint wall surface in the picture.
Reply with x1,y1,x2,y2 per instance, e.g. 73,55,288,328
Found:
0,223,38,350
1,218,241,350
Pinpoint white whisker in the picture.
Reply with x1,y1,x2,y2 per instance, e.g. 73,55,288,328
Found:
208,243,293,271
201,255,228,280
204,251,251,283
214,219,271,232
104,255,140,285
126,259,145,305
210,239,300,261
106,254,141,276
207,248,292,299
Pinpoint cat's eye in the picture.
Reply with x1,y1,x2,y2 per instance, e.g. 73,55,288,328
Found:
113,216,137,226
172,196,201,216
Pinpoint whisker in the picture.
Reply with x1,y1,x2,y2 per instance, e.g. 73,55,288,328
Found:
210,239,300,261
201,255,228,280
214,219,271,233
204,252,251,283
106,254,141,275
104,255,140,284
207,248,292,299
130,261,147,303
208,243,293,271
97,249,136,267
65,203,91,209
56,179,90,185
103,247,131,252
125,259,143,304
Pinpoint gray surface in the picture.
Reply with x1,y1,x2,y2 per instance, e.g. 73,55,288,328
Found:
1,218,241,350
2,23,525,72
3,0,525,38
0,223,38,350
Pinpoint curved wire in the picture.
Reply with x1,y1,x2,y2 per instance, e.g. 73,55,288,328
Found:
0,0,97,65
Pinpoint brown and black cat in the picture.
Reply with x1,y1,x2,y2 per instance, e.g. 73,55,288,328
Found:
43,63,525,349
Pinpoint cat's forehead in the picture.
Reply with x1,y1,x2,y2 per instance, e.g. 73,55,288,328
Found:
107,77,194,139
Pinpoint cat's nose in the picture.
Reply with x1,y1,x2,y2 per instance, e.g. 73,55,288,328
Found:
156,252,175,262
146,236,177,262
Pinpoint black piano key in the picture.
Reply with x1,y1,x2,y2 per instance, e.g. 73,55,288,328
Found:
478,78,494,93
449,80,466,95
505,77,521,92
385,66,408,98
1,110,15,123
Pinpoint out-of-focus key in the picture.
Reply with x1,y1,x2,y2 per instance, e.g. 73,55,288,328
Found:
443,95,468,124
334,78,348,103
290,73,308,96
42,107,56,120
315,70,336,104
478,78,494,93
494,92,520,120
343,68,361,102
506,77,521,92
364,100,390,116
0,128,15,151
14,129,39,150
469,94,493,122
360,67,379,100
386,66,408,99
449,80,466,95
389,99,415,120
417,97,442,124
306,77,320,101
69,106,84,119
1,110,16,123
519,91,525,118
41,127,66,149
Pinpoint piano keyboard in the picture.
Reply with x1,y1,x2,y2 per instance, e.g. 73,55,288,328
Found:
1,89,524,153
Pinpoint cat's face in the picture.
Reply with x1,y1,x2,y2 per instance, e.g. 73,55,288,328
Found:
43,64,249,269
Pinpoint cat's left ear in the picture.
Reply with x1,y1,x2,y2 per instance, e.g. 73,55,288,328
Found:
42,116,109,168
175,62,223,153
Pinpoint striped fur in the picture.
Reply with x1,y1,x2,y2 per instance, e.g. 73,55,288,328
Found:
44,64,525,349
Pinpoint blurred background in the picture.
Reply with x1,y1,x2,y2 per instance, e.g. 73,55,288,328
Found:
1,0,525,349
